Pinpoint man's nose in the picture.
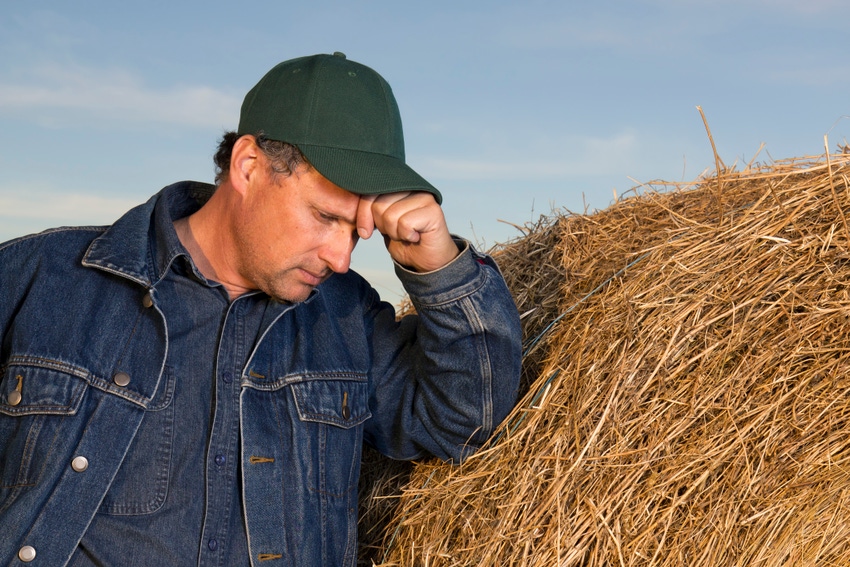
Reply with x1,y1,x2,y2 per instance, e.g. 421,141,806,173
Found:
321,229,358,274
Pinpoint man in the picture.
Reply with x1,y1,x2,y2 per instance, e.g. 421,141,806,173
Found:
0,52,521,566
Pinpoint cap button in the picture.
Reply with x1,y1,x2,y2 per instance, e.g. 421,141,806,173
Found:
333,51,346,58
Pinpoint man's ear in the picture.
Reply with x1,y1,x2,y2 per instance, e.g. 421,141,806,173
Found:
229,135,261,196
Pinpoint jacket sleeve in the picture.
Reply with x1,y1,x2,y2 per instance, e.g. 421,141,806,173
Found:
363,240,521,463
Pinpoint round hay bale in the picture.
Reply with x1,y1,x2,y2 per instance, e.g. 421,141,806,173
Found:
360,152,850,566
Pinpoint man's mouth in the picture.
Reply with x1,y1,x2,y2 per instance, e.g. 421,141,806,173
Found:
300,269,328,287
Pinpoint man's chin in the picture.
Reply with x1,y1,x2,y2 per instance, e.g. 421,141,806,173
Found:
261,270,331,304
267,282,317,304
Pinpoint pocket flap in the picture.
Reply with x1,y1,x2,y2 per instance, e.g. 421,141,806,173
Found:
1,362,87,416
290,377,371,429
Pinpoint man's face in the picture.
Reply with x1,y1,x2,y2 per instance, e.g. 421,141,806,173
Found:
232,159,361,303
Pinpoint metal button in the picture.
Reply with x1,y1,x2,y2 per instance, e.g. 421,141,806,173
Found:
8,374,23,406
113,372,131,387
71,456,89,472
18,545,36,562
142,291,154,308
214,454,226,466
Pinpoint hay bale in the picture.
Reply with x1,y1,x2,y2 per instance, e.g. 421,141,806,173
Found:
359,150,850,566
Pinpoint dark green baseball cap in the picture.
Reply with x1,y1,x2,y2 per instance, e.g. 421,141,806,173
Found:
237,52,442,204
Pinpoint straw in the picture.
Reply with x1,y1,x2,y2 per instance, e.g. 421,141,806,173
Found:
358,150,850,566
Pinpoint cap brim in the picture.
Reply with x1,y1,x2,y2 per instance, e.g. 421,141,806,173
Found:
297,144,442,204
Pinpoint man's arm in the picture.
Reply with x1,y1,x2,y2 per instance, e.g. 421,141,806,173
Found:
358,192,522,463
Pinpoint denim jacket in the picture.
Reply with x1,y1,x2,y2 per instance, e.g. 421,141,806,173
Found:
0,182,521,566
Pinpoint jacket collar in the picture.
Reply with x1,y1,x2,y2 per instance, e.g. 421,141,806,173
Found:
82,181,216,287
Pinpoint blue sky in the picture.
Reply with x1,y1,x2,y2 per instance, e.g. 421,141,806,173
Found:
2,0,849,301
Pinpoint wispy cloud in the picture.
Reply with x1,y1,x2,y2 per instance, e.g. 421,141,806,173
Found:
0,187,139,223
422,129,639,180
649,0,849,15
496,0,850,56
0,63,240,130
0,182,149,242
762,65,850,88
498,17,639,52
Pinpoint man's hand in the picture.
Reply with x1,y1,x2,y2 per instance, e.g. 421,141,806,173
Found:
356,192,459,273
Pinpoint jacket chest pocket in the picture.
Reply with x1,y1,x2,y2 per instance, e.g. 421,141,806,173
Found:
98,366,177,515
0,362,88,506
289,377,371,498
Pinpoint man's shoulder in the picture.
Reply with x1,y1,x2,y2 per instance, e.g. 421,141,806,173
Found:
1,225,108,257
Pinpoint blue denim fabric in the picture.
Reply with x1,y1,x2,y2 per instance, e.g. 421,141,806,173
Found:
72,215,264,566
0,181,522,566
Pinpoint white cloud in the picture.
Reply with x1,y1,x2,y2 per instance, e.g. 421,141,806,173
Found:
650,0,848,14
0,184,146,243
496,0,850,56
422,129,639,180
0,188,138,223
763,65,850,88
0,63,240,130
